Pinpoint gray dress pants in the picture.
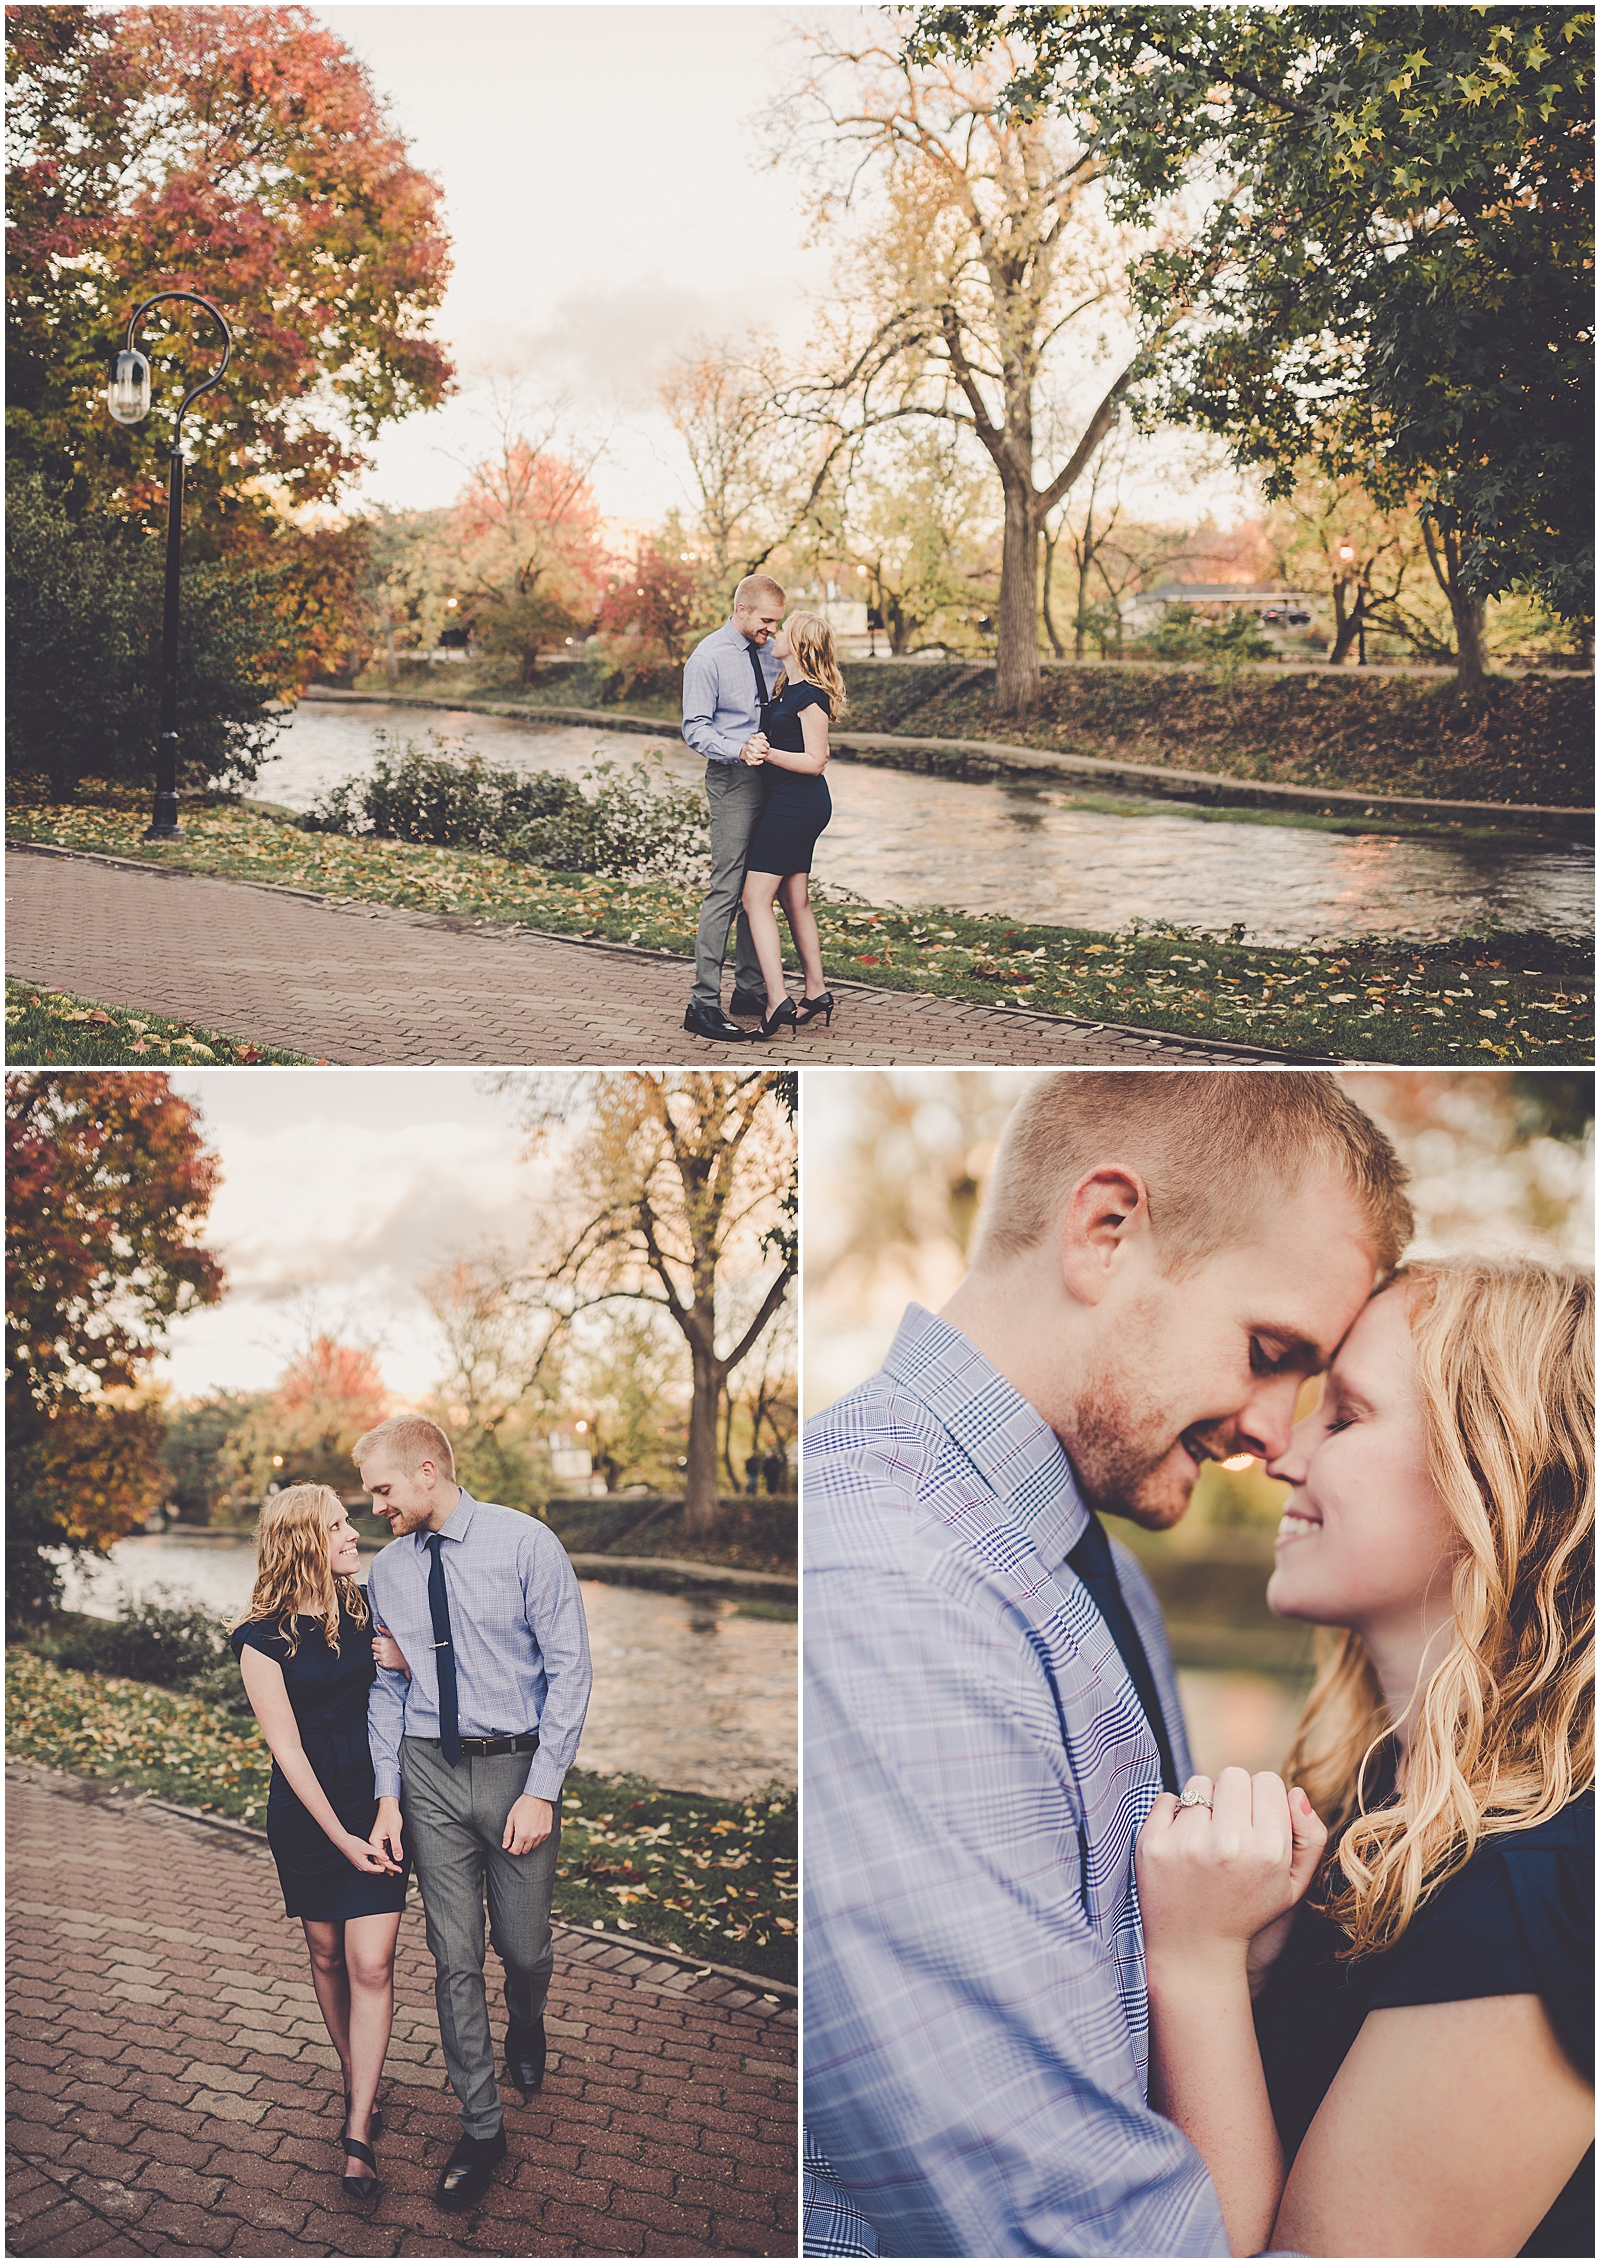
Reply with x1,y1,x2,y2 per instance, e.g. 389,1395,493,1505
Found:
692,760,769,1008
401,1737,560,2139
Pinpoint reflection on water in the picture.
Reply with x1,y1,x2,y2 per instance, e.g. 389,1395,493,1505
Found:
1178,1669,1313,1779
58,1534,794,1801
255,702,1592,947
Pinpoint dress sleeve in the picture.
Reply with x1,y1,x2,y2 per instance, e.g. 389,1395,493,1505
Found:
797,684,831,716
230,1620,283,1664
1367,1815,1594,2082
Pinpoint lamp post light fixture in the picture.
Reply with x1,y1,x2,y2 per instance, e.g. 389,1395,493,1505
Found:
106,290,233,841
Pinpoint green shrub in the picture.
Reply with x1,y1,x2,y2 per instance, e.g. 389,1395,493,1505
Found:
42,1591,231,1689
299,730,576,848
5,470,293,796
302,732,710,882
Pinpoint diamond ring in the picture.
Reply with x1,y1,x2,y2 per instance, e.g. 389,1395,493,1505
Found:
1177,1788,1214,1812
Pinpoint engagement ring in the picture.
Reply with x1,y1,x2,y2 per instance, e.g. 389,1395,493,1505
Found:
1177,1789,1214,1812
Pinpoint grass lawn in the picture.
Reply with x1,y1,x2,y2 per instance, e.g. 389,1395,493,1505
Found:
6,978,315,1065
4,1648,795,1983
9,783,1591,1063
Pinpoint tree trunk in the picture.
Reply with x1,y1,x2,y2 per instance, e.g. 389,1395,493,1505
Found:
1421,518,1487,687
1040,529,1066,659
1327,577,1360,665
683,1340,723,1534
995,485,1041,715
383,611,399,688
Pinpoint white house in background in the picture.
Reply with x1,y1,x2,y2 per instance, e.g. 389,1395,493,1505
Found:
1120,582,1321,635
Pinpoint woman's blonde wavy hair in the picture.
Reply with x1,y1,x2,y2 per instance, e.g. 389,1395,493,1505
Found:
773,610,848,720
231,1483,369,1659
1284,1256,1593,1959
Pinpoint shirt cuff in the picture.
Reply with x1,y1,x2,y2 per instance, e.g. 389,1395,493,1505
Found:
374,1767,402,1800
523,1757,567,1803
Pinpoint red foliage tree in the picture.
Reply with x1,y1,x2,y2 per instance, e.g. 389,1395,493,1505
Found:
6,1072,225,1617
597,538,702,666
6,3,454,530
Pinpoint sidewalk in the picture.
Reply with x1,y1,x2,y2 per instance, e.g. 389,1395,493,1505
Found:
6,847,1295,1068
5,1764,797,2258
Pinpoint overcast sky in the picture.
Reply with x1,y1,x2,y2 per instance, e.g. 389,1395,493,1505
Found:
310,2,1249,529
161,1070,552,1400
314,2,832,521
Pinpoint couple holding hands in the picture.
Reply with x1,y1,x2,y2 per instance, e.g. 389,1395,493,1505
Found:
228,1416,591,2219
681,572,843,1044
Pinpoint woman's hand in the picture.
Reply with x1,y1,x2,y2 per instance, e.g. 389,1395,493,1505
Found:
370,1627,410,1677
740,734,769,765
1137,1769,1327,1984
341,1829,402,1877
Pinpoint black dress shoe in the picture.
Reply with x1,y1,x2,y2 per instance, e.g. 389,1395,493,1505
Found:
435,2127,507,2212
505,2016,547,2102
683,1000,749,1043
728,985,766,1017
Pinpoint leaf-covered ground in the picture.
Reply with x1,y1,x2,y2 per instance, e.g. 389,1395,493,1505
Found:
5,979,314,1065
9,786,1591,1063
5,1650,795,1982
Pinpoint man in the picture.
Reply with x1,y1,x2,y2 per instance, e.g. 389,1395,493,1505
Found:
803,1071,1413,2258
681,572,785,1041
356,1416,591,2214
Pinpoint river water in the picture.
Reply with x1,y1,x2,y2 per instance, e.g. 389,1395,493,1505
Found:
58,1534,796,1801
254,699,1592,947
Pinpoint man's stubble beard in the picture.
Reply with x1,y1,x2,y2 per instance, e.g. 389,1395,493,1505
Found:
1065,1352,1197,1533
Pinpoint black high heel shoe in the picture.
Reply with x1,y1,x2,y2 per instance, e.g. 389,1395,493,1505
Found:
795,991,834,1029
340,2132,381,2207
334,2092,382,2141
754,998,798,1040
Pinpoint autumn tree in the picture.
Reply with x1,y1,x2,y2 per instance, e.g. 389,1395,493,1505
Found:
6,1073,224,1620
776,23,1166,714
805,423,999,655
449,386,606,683
221,1334,389,1501
657,336,806,607
508,1072,797,1532
597,536,702,667
918,6,1595,672
6,3,453,533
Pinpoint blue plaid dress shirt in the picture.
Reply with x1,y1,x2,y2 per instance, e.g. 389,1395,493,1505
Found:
366,1492,591,1806
803,1305,1230,2259
681,617,779,763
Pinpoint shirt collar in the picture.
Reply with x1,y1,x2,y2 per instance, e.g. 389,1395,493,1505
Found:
412,1487,478,1549
882,1304,1089,1567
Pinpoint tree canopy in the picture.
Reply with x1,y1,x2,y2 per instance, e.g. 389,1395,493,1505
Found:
6,3,454,530
911,5,1594,622
6,1072,225,1618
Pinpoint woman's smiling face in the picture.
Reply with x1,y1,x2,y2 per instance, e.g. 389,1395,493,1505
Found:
1265,1287,1461,1642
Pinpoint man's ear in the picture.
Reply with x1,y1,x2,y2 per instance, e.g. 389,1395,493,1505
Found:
1059,1165,1151,1306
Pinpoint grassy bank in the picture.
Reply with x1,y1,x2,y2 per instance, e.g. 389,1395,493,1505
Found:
345,657,1593,808
10,784,1590,1062
5,979,316,1065
4,1647,795,1982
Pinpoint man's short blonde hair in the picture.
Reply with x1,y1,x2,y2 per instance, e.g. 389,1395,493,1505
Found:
971,1071,1413,1281
352,1414,456,1482
733,572,785,612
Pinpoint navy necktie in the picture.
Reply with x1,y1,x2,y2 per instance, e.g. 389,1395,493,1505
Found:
1065,1513,1179,1793
746,639,769,711
425,1533,460,1767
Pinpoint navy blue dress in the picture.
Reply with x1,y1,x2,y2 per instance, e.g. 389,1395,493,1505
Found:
747,682,833,875
230,1591,410,1923
1254,1787,1593,2258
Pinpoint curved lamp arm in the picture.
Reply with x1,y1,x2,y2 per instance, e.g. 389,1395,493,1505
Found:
126,290,232,446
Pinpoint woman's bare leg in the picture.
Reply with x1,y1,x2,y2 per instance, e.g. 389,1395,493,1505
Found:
778,873,826,998
341,1911,401,2148
741,870,789,1011
303,1919,353,2088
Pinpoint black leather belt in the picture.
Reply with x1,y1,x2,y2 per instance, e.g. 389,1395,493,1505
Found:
455,1732,539,1758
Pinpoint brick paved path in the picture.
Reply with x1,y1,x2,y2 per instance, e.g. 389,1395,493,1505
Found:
6,848,1297,1067
5,1766,797,2258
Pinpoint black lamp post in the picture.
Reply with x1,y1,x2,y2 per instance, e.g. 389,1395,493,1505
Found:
107,291,232,841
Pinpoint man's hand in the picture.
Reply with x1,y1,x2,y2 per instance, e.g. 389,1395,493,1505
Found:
503,1794,554,1855
371,1796,405,1866
739,734,769,764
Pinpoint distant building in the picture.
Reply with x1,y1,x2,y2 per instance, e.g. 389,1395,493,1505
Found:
1120,582,1320,634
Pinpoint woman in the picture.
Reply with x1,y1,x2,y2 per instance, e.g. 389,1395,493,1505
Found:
1136,1258,1593,2259
740,610,842,1039
230,1485,410,2209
